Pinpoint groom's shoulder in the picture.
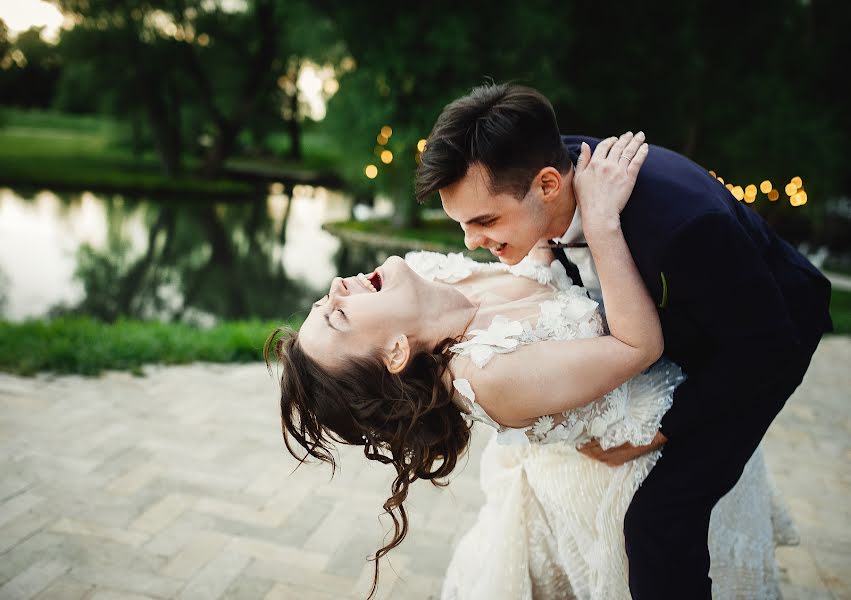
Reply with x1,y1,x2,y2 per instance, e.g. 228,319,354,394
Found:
561,134,735,225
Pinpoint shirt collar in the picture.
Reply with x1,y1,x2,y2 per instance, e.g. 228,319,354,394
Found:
553,207,585,245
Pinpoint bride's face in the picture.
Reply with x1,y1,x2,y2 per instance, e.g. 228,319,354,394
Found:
299,256,428,370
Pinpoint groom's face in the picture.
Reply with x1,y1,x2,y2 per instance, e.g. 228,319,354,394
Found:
439,163,550,265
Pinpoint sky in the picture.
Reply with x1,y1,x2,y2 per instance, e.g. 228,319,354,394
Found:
0,0,65,40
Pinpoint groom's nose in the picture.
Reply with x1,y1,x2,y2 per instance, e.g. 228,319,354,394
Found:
463,228,485,251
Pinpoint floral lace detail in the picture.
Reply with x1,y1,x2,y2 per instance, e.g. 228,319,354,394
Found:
526,360,683,448
405,251,476,283
450,316,539,368
405,250,572,290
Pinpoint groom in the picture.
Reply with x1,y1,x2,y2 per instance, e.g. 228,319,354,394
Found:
415,83,833,598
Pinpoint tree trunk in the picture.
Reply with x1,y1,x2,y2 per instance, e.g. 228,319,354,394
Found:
288,88,302,160
199,0,277,177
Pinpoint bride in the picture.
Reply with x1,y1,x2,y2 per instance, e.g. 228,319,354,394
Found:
265,137,792,599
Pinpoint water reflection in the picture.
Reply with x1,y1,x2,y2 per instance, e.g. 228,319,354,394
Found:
0,186,388,323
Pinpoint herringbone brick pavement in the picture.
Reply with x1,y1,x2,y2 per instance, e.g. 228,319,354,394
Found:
0,337,848,599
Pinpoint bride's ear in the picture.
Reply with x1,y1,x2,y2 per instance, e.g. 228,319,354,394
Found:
384,335,411,374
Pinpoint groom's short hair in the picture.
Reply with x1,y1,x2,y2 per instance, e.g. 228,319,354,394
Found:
416,83,570,203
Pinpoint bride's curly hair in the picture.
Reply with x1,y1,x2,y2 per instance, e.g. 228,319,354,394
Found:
263,326,472,599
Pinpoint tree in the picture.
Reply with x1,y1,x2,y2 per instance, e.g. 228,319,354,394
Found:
0,26,61,108
51,0,344,177
317,0,575,227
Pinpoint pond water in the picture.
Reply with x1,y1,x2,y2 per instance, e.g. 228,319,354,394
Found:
0,185,400,324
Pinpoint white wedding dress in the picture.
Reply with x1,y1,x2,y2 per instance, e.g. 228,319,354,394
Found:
405,251,797,600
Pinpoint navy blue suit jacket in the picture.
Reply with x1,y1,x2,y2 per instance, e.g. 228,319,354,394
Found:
562,135,833,438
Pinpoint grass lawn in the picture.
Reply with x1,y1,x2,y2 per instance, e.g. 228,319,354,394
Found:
324,217,495,259
0,108,341,196
0,317,301,376
0,290,845,377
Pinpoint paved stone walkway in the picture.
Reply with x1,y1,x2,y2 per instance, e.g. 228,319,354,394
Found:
0,337,848,600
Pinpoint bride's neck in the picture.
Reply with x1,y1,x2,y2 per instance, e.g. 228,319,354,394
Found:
416,282,480,352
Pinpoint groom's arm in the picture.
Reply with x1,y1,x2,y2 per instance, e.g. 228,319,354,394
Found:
581,211,800,465
657,211,800,439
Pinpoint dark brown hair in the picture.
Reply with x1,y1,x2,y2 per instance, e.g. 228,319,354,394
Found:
264,327,471,599
416,82,571,203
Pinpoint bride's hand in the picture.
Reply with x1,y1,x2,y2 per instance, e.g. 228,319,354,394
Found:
572,131,648,228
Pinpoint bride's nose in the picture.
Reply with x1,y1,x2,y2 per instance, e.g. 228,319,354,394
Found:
329,277,349,297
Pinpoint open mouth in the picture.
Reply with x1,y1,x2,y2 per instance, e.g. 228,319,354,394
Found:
356,270,383,292
491,242,507,255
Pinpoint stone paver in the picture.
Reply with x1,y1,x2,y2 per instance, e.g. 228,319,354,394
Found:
0,337,848,599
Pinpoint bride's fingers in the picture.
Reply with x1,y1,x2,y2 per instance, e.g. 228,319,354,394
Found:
626,143,649,179
575,141,592,173
591,136,617,162
619,131,645,164
607,131,634,164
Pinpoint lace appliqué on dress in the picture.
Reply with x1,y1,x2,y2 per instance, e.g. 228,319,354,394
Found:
405,250,572,290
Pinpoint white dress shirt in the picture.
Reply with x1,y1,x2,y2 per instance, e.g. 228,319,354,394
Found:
552,209,604,307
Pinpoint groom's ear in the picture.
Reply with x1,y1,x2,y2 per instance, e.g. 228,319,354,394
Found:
384,335,411,374
537,167,563,201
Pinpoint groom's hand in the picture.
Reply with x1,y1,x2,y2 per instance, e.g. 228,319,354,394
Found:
578,430,668,466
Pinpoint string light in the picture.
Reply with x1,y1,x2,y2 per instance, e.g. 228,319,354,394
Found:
714,172,808,207
745,185,757,202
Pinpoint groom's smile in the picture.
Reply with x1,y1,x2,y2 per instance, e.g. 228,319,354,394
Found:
438,163,570,265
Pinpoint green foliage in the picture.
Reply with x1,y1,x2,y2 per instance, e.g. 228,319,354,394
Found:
0,317,301,376
49,0,346,177
830,288,851,336
316,0,848,226
0,26,61,108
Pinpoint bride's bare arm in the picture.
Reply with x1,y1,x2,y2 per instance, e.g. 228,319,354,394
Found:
460,133,664,427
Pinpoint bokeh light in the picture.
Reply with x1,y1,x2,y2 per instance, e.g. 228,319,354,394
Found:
791,176,803,189
377,134,388,145
760,180,772,194
745,184,757,198
380,150,393,164
365,164,378,179
768,189,780,201
732,186,745,201
784,182,797,196
417,139,427,152
381,126,393,139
